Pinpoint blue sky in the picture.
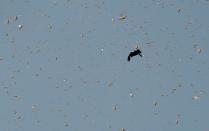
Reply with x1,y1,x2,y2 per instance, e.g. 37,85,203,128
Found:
1,0,209,131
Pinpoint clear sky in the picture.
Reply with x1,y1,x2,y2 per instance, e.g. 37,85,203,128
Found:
1,0,209,131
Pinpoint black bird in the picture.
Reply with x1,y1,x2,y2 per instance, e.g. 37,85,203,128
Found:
127,47,142,61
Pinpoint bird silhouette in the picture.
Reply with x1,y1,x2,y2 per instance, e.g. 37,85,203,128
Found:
127,46,142,61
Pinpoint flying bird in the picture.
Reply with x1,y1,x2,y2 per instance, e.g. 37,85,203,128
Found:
127,46,143,61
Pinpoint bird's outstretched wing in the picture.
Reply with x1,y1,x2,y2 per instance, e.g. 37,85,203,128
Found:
127,55,131,61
